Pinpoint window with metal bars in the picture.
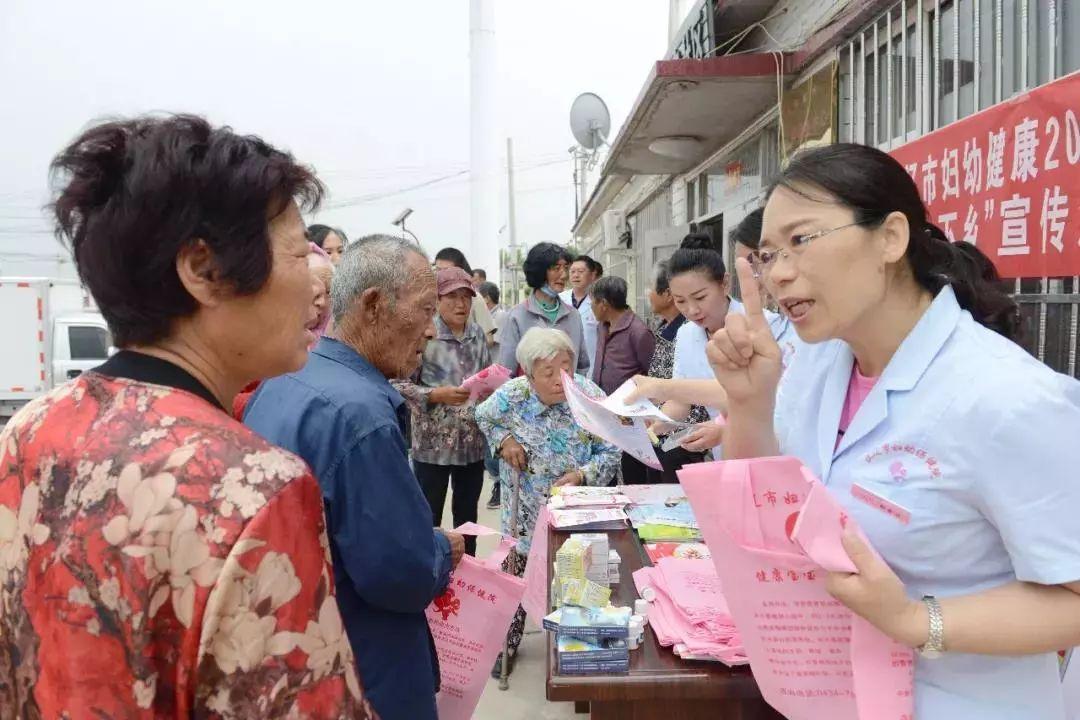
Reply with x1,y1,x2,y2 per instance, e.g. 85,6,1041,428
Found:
837,0,1079,377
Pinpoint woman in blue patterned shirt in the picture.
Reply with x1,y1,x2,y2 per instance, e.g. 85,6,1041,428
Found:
476,327,619,677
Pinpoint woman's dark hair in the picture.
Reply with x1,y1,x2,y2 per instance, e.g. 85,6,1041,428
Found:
523,242,573,290
572,254,604,278
653,260,672,294
308,224,348,248
770,143,1019,340
730,208,764,250
590,276,629,310
435,247,472,274
50,114,324,347
477,281,500,305
668,232,727,284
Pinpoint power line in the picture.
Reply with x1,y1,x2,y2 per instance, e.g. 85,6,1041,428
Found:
0,156,574,215
322,169,471,209
322,157,571,209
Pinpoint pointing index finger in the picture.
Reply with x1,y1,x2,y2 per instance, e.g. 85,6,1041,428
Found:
734,257,767,327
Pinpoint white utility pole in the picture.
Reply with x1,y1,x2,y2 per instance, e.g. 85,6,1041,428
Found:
505,137,520,304
469,0,500,276
668,0,690,44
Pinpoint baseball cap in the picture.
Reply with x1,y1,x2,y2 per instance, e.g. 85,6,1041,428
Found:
437,266,477,297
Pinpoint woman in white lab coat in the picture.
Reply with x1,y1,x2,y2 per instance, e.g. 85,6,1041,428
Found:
710,142,1080,720
627,234,743,453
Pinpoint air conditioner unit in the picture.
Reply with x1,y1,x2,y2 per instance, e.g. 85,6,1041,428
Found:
601,210,627,249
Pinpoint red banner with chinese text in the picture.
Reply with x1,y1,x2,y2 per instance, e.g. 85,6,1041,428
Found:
890,70,1080,279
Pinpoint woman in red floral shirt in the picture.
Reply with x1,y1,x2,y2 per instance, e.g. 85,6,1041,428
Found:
0,115,377,719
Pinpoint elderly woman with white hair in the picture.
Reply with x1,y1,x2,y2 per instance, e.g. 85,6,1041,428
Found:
475,326,619,676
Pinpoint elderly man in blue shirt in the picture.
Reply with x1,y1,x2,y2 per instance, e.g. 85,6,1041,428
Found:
245,234,466,720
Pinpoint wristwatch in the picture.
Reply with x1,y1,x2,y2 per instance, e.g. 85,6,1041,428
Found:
917,595,945,659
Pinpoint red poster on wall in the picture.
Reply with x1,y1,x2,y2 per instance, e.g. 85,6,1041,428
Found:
890,70,1080,279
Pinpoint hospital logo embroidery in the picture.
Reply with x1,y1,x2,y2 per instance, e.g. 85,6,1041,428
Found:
864,442,941,481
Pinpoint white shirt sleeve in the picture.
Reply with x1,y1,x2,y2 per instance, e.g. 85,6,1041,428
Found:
972,371,1080,585
672,326,690,380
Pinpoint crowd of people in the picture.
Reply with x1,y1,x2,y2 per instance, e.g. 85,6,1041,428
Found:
1,112,1079,720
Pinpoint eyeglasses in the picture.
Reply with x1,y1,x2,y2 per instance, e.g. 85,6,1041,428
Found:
749,221,871,276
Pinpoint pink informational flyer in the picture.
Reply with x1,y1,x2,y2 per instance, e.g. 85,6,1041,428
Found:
561,371,662,470
679,457,914,720
427,524,526,720
461,364,511,402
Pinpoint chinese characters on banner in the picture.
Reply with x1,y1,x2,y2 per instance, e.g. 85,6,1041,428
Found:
890,69,1080,278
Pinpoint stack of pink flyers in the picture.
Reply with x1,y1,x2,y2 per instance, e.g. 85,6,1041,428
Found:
632,557,747,665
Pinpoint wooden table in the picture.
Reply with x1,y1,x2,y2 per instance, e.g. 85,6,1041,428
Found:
545,527,783,720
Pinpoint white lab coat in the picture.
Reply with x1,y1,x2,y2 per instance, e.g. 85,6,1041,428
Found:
560,289,598,374
774,286,1080,720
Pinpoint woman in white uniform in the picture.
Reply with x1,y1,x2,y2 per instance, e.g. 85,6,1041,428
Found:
629,234,742,453
710,143,1080,719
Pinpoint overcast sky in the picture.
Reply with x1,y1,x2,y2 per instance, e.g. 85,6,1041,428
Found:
0,0,668,279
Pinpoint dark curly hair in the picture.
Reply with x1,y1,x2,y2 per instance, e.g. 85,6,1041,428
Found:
50,114,323,347
523,242,573,290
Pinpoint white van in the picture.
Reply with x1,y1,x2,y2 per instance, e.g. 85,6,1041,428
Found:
0,277,111,422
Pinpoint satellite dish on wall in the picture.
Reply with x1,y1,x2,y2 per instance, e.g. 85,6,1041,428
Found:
569,92,611,150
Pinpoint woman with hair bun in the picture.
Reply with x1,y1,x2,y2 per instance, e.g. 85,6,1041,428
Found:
626,233,742,454
711,142,1080,719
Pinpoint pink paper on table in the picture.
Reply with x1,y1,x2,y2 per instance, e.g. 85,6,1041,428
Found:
520,506,552,629
632,567,679,646
621,484,687,506
679,456,914,720
655,557,731,624
427,524,526,720
461,363,511,401
633,564,745,665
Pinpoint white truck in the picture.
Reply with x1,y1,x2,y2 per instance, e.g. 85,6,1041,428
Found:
0,277,112,422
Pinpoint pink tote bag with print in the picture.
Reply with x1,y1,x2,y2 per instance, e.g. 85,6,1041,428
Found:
426,524,527,720
679,457,913,720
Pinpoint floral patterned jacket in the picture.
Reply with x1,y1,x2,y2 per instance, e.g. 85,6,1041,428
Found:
649,315,710,427
0,373,377,719
394,316,491,466
474,375,620,554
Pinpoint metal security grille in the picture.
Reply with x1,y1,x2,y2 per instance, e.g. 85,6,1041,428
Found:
624,187,674,316
839,0,1079,377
